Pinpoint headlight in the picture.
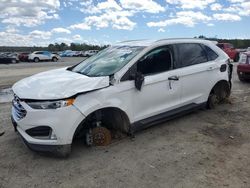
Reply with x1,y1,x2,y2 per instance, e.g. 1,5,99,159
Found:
27,98,75,109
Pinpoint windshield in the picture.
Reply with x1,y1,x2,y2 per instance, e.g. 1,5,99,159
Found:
71,45,144,77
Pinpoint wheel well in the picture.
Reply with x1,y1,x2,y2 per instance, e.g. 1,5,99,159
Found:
209,80,231,100
73,107,130,139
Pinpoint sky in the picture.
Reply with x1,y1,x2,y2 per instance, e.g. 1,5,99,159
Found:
0,0,250,46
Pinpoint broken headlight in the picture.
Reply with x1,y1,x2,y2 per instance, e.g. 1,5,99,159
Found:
27,98,75,109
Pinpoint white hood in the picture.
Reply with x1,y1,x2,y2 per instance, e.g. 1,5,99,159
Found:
12,68,110,100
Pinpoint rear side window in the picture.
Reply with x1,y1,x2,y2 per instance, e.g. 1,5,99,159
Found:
176,43,208,67
202,45,218,61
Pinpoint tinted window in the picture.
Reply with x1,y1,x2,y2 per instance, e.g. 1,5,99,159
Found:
43,51,51,55
217,44,224,49
202,45,218,61
225,43,234,49
176,43,208,67
35,52,43,54
137,46,173,75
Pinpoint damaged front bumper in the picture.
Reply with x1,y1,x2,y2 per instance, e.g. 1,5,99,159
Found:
11,96,85,157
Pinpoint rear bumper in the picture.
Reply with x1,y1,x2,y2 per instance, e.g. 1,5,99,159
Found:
237,70,250,79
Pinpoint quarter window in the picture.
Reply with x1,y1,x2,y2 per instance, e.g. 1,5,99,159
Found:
202,45,218,61
137,46,173,75
176,43,208,67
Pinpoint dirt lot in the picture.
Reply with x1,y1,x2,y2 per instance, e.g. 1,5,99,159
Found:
0,61,250,188
0,57,83,89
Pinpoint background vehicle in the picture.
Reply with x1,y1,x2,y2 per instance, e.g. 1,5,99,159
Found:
216,43,240,62
72,51,84,57
0,52,19,64
28,51,59,62
84,50,99,57
60,50,74,57
18,52,30,62
12,39,232,156
247,47,250,52
237,52,250,81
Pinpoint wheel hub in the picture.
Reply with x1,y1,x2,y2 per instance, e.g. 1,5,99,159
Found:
92,127,111,146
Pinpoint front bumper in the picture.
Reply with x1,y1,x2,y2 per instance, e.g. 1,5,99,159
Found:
12,117,71,156
11,98,85,154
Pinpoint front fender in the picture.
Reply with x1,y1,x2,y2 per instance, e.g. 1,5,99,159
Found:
73,90,132,123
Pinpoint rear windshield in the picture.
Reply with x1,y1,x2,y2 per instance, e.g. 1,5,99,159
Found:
239,54,249,64
216,44,224,49
72,46,144,77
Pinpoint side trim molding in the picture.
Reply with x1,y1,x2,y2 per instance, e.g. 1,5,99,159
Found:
130,102,206,133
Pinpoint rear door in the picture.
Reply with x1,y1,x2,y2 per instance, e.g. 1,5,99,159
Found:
43,51,52,60
174,43,219,105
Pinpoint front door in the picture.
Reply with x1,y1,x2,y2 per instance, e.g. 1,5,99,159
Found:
120,45,182,123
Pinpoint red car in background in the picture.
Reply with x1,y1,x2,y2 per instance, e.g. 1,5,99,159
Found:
217,43,240,62
18,52,30,62
237,52,250,81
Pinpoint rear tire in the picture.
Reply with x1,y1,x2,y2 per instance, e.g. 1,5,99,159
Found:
207,81,231,109
207,93,219,109
34,57,39,63
52,57,58,62
11,59,17,64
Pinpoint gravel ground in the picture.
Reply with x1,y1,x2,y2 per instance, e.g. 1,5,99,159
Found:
0,61,250,188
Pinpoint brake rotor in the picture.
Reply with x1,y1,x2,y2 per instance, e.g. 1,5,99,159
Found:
92,127,111,146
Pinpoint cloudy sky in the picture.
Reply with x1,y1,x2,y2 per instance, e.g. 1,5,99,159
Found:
0,0,250,46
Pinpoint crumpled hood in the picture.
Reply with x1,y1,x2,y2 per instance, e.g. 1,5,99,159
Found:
12,67,110,100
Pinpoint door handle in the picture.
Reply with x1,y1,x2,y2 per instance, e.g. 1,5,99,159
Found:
168,76,179,81
168,76,179,90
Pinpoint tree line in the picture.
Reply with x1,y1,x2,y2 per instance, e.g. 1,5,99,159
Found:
195,35,250,49
1,38,250,52
0,42,109,52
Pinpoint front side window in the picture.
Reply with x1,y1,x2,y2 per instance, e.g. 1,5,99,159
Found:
71,46,144,77
137,46,173,75
176,43,208,67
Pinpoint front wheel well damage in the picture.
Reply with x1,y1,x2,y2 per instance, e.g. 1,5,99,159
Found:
73,107,131,142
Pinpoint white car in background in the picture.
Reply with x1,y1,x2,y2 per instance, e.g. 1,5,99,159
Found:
28,51,59,62
84,50,99,57
11,39,232,156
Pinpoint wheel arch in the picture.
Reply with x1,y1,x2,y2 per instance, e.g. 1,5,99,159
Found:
208,79,231,100
73,106,131,140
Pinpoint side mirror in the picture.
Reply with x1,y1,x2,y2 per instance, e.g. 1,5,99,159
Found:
134,72,144,91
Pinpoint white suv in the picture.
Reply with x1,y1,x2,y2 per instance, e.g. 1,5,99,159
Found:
11,39,232,156
84,50,99,57
28,51,59,62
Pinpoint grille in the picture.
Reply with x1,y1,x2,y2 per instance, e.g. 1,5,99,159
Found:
12,95,27,120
